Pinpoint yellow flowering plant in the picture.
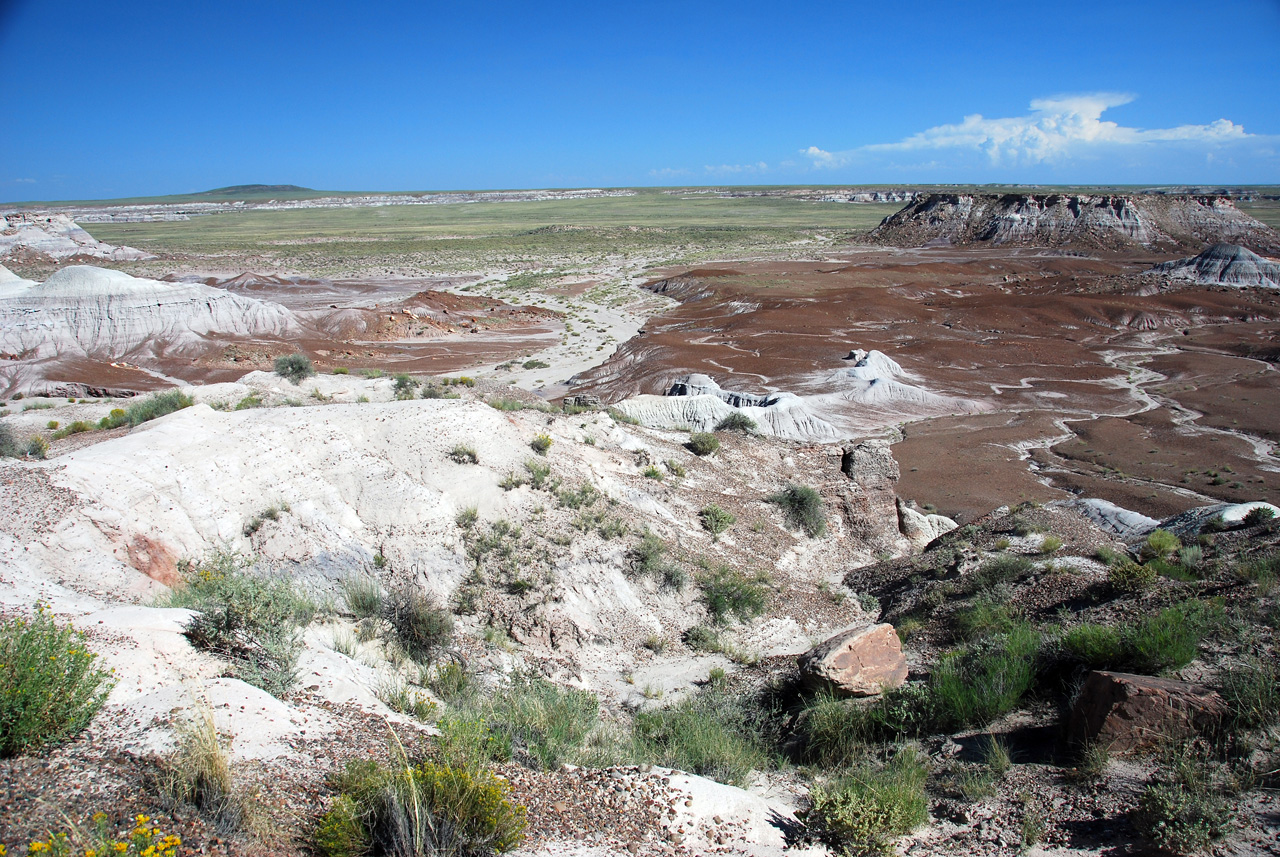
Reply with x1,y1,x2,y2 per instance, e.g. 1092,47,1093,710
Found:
16,813,180,857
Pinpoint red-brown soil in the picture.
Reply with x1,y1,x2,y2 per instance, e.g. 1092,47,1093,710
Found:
573,248,1280,521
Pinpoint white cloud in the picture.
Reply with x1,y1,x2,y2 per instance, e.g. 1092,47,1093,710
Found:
705,161,769,175
11,177,36,183
648,167,691,179
805,93,1257,168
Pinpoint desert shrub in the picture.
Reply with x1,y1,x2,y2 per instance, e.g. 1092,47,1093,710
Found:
1038,535,1063,554
1134,759,1232,855
0,422,19,457
767,483,826,537
1125,602,1213,675
555,483,600,509
606,406,640,425
523,459,551,488
1178,545,1203,572
318,757,527,857
1218,658,1280,732
1236,551,1280,590
1062,623,1124,670
498,471,527,491
683,624,723,653
46,419,59,429
0,604,116,757
158,707,251,830
1143,528,1182,560
930,624,1040,730
482,673,602,770
126,389,194,426
455,505,479,529
521,359,550,369
274,353,315,384
242,502,288,537
488,397,549,413
967,554,1034,593
333,366,349,374
529,433,553,455
628,532,686,589
234,393,264,410
686,432,720,456
664,458,686,478
449,444,479,464
801,692,869,768
26,435,49,459
436,716,512,770
697,563,770,625
99,407,129,428
1108,559,1157,593
391,373,418,400
953,597,1019,642
641,464,663,480
1243,506,1277,527
166,552,315,697
714,412,758,433
341,574,384,619
801,748,929,857
383,585,455,666
376,676,438,721
632,689,776,786
51,419,96,439
699,505,736,541
427,660,473,704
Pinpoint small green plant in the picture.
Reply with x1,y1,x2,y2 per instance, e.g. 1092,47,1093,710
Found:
158,707,252,830
23,812,182,857
631,689,776,786
125,389,194,425
392,373,419,400
767,483,826,537
0,423,20,457
523,459,552,489
700,504,736,541
234,393,264,410
376,675,438,721
714,412,758,433
1143,528,1182,560
522,359,550,369
953,597,1019,641
555,483,600,509
360,368,384,379
448,444,479,464
1109,559,1157,593
664,458,686,478
641,464,664,480
26,435,49,459
1126,602,1213,675
698,563,770,625
1134,758,1232,855
0,604,116,757
332,366,349,374
606,406,640,425
1243,505,1277,527
165,551,315,697
340,574,384,619
683,624,724,653
455,505,479,529
628,532,686,589
800,748,929,857
1038,535,1063,554
317,756,527,857
687,431,720,456
1236,550,1280,590
499,471,528,491
529,433,553,455
930,623,1040,729
242,502,288,537
274,353,315,384
1062,623,1124,669
1218,658,1280,732
382,585,455,666
46,419,59,429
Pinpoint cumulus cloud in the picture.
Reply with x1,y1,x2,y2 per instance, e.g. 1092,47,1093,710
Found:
805,93,1257,168
649,167,691,179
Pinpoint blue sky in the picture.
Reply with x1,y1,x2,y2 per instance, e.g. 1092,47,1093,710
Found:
2,0,1278,200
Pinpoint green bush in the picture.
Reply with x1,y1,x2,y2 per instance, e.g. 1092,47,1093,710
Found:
126,389,194,426
523,459,551,489
165,552,315,697
699,505,736,541
392,373,419,400
768,483,826,537
1243,506,1277,527
1062,623,1124,669
1142,528,1181,560
274,353,315,384
529,433,553,455
714,412,758,433
953,597,1019,642
632,690,776,786
234,393,263,410
521,359,550,370
1219,658,1280,732
449,444,479,465
1108,559,1157,593
318,757,527,857
383,585,455,665
628,532,686,589
687,432,720,456
0,423,20,457
555,483,600,509
1236,551,1280,589
436,716,512,769
26,435,49,459
801,692,869,769
483,673,602,770
340,574,384,619
966,554,1034,593
0,604,116,757
1126,602,1211,675
332,367,349,374
930,624,1040,730
697,563,770,625
641,464,664,480
1134,761,1232,855
801,748,929,857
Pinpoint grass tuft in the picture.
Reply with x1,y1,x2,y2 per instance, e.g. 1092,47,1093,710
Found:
767,483,826,537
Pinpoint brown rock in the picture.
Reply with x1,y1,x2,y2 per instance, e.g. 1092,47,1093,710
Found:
1069,670,1226,755
797,623,908,696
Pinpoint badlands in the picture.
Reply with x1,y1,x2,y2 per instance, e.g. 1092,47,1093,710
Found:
2,186,1280,857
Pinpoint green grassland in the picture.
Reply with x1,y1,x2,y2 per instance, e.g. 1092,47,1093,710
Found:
88,191,900,276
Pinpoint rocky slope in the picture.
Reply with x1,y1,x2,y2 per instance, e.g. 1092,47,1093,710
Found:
1147,242,1280,288
871,193,1280,252
0,265,298,360
0,213,154,261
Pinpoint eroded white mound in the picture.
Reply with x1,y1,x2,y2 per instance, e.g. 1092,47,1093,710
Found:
0,265,298,358
0,213,154,261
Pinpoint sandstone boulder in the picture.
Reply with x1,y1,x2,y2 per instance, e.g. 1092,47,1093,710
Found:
798,623,908,697
1069,670,1226,755
897,499,958,550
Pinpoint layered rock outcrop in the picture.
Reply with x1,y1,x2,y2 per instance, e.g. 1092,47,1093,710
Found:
871,193,1280,252
1148,243,1280,288
0,213,154,260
